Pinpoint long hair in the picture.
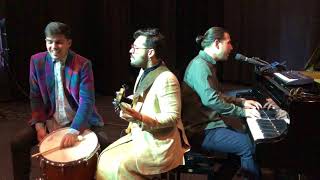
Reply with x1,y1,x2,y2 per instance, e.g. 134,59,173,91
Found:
195,27,227,49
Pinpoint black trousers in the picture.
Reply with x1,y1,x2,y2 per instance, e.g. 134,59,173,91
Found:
10,125,110,180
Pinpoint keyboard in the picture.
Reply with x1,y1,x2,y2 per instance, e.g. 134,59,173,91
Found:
273,71,314,85
246,109,289,143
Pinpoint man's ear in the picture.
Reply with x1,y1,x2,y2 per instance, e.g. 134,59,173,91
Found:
68,39,72,47
148,48,155,58
213,39,220,49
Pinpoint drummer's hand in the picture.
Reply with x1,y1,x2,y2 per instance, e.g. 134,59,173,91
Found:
243,100,262,110
60,133,78,148
35,123,47,143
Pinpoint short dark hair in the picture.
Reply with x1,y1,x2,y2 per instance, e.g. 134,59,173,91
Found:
133,28,166,60
44,22,71,39
196,27,227,49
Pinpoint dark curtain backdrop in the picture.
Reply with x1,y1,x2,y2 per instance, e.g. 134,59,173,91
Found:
2,0,178,96
1,0,320,97
175,0,224,80
222,0,320,83
100,0,177,94
4,0,104,96
0,1,5,17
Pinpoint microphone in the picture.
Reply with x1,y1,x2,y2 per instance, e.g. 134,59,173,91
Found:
234,53,268,66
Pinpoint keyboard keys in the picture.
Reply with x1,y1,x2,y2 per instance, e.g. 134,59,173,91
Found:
246,109,289,142
274,71,314,85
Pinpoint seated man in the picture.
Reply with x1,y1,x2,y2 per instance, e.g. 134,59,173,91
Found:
96,28,190,180
10,21,109,180
181,27,263,179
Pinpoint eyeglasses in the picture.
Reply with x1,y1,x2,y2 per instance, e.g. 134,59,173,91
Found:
130,44,151,53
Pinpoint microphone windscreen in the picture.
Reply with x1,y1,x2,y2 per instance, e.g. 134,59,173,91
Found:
234,53,246,61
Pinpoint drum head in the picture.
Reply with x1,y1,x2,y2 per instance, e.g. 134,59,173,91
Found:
39,128,98,163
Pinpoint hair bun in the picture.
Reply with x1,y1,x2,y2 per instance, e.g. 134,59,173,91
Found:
196,35,204,44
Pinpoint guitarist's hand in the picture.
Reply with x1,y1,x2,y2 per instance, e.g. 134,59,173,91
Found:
112,98,121,113
120,103,142,122
112,90,123,113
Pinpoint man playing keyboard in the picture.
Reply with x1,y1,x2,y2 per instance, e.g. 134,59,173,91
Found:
181,27,280,179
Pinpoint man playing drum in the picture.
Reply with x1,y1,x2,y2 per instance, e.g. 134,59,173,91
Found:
10,21,109,180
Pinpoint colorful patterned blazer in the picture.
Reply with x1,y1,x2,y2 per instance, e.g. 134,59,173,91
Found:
29,50,103,130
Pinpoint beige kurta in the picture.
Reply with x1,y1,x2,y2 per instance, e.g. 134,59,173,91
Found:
96,68,190,180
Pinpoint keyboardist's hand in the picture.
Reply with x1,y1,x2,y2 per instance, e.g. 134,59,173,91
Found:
243,100,262,109
244,108,261,118
263,98,280,110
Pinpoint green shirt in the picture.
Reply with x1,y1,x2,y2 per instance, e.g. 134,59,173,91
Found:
182,50,245,136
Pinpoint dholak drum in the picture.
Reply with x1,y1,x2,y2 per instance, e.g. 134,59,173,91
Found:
38,128,100,180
